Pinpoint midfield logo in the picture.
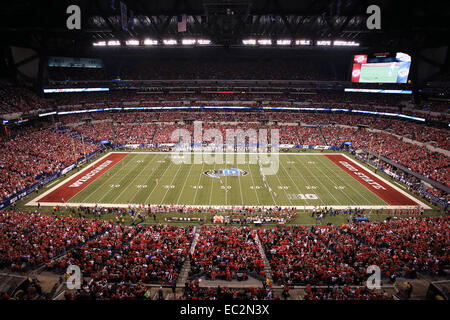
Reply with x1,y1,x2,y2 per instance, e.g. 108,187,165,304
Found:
204,168,249,178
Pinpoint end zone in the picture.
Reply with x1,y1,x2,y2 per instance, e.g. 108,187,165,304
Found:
27,152,128,206
326,154,431,209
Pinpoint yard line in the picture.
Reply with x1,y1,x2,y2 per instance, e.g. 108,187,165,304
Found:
143,155,173,204
277,155,312,207
111,155,155,204
272,171,294,206
313,154,360,205
225,158,229,205
251,156,277,205
258,154,290,206
175,161,195,204
159,162,183,205
246,161,262,205
236,158,244,206
78,154,137,203
128,154,165,204
289,154,338,205
208,161,217,206
315,154,384,205
192,162,205,205
95,154,143,203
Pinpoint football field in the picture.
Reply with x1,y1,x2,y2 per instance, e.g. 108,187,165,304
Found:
28,152,428,209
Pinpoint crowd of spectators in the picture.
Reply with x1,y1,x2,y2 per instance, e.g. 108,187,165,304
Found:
303,286,392,300
1,211,447,300
0,108,447,204
0,128,101,201
190,226,265,281
63,112,448,186
182,281,275,300
63,279,149,300
0,87,46,114
0,211,110,271
49,224,194,285
56,109,449,148
259,216,449,286
346,217,449,276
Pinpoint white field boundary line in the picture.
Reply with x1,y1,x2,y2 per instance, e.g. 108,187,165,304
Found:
270,157,295,207
26,152,125,206
236,162,244,206
119,152,341,155
341,154,431,209
45,179,61,188
128,154,166,204
192,162,206,205
175,161,195,205
287,155,328,206
314,154,370,205
108,154,154,204
143,155,173,204
276,155,310,206
310,154,359,204
159,161,183,205
255,156,277,205
208,161,217,206
393,180,407,189
246,162,261,205
282,156,312,207
28,151,431,210
31,202,426,210
82,154,139,203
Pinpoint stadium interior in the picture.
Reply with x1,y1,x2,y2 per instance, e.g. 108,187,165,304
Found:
0,0,449,304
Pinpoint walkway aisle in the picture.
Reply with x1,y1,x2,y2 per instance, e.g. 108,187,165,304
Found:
254,230,273,284
177,226,200,287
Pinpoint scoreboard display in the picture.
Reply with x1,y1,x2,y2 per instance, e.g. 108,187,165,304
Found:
351,52,411,83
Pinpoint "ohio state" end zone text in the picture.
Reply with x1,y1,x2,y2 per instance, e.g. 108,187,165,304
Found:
338,161,386,190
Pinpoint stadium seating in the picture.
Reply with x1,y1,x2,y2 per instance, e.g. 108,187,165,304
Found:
49,224,194,285
0,211,448,300
0,211,110,271
1,109,448,203
0,128,101,201
190,226,265,281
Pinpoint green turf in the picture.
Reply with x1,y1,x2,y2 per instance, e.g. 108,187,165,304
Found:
67,152,387,207
360,63,399,83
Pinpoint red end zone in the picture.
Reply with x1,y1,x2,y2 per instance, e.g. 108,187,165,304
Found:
38,153,128,203
325,154,417,206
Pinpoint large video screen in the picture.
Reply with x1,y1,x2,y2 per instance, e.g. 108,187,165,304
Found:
351,52,411,83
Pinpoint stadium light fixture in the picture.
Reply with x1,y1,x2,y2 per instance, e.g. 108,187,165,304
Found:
107,40,121,46
258,39,272,45
182,39,196,45
295,40,311,45
242,39,256,45
163,39,177,45
144,39,158,45
125,39,139,46
276,40,291,46
316,40,331,46
197,39,211,45
333,40,360,46
93,41,106,46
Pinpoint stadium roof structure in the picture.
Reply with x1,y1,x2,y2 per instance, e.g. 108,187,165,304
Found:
0,0,449,51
